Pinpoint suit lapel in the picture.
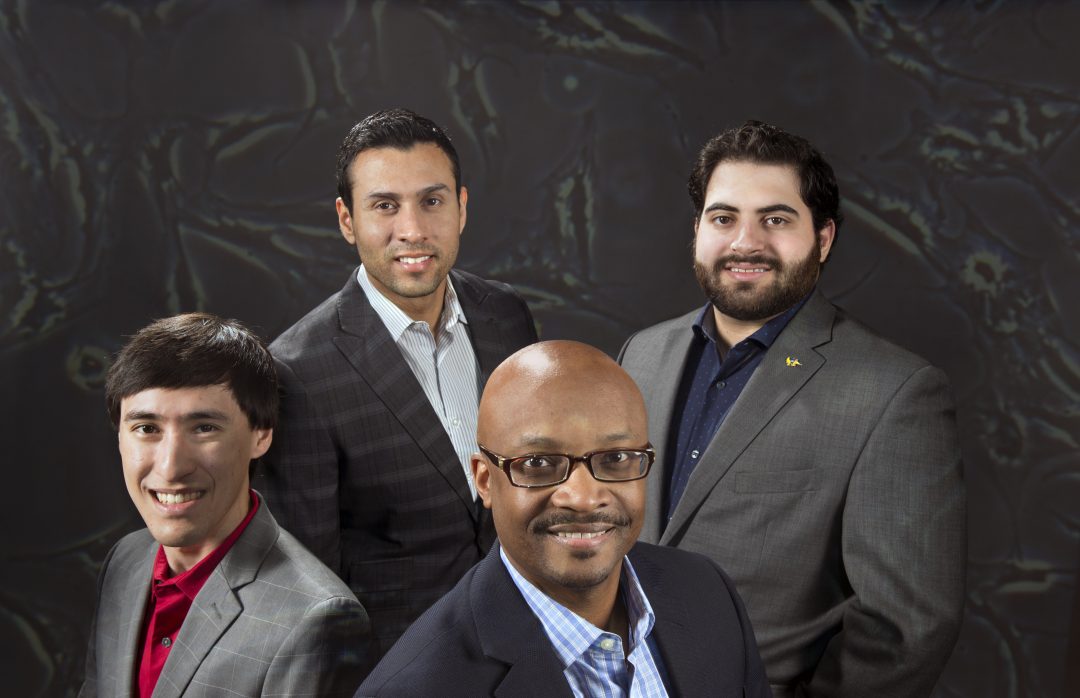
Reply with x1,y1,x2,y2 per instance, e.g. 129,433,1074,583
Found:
472,546,574,698
116,538,156,698
332,271,477,519
152,505,274,697
629,546,713,694
633,312,698,543
453,270,506,391
661,292,836,545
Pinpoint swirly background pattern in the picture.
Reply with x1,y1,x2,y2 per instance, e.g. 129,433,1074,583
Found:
0,1,1077,695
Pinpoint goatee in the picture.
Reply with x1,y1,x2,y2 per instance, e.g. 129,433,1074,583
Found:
694,247,820,322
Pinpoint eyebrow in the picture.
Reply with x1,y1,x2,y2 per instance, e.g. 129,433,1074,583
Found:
122,409,231,423
515,432,638,452
363,183,450,202
703,202,800,216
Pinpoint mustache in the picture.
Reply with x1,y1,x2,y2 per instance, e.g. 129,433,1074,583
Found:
712,254,783,270
529,511,631,533
387,244,438,257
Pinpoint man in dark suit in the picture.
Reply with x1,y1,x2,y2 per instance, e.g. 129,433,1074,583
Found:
619,121,966,697
81,313,371,697
358,341,770,697
256,108,537,656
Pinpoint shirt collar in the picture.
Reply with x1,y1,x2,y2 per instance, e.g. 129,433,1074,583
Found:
499,546,657,669
356,265,467,342
692,289,814,351
151,491,260,601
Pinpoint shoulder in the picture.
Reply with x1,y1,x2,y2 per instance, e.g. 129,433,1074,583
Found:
101,528,156,577
820,301,941,382
619,308,699,364
264,527,362,603
358,566,486,695
451,269,530,309
270,273,358,363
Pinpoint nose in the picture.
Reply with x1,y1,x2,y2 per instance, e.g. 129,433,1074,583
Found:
154,431,195,481
550,458,609,511
729,219,764,254
394,203,425,243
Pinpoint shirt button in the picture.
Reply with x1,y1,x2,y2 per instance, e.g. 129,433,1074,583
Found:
599,637,616,651
717,380,726,389
161,637,171,648
451,417,461,427
690,450,700,459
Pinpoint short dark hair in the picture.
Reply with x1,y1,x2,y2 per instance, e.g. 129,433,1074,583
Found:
336,108,462,211
105,313,278,431
688,120,844,234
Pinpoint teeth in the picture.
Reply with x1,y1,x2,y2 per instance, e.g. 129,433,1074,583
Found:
731,267,767,273
555,531,606,539
399,256,431,265
155,491,203,505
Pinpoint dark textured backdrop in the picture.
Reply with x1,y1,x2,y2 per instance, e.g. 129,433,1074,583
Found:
1,1,1077,696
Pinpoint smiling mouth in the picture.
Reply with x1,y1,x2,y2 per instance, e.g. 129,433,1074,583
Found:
154,490,205,505
553,530,611,540
398,255,432,266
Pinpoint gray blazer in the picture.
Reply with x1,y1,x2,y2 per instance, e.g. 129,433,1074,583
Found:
256,268,538,657
79,500,373,697
619,290,965,698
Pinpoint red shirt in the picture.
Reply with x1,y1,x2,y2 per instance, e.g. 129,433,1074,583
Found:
135,491,260,698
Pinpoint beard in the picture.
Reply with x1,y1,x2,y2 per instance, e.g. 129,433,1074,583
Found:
694,244,821,322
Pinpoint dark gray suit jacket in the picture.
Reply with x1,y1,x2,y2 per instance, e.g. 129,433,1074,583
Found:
619,290,966,698
79,500,372,697
357,542,771,697
256,268,537,656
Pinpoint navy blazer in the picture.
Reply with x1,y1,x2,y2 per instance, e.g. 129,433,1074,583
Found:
257,268,537,657
357,542,771,697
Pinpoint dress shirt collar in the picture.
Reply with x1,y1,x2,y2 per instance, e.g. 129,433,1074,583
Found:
692,288,814,351
356,264,467,342
499,546,657,670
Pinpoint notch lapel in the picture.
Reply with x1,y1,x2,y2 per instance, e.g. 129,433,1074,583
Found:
115,538,156,698
626,312,698,543
453,271,507,392
661,293,836,545
332,272,477,519
151,506,272,698
472,547,574,698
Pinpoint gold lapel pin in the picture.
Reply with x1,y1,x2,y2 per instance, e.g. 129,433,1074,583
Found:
785,356,802,367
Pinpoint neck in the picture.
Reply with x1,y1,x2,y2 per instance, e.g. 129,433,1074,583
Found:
546,571,624,636
162,491,251,575
711,307,775,351
391,280,447,330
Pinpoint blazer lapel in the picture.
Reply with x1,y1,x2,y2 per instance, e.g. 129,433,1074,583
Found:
115,538,156,698
472,546,574,698
453,270,508,391
661,292,836,545
629,546,713,694
630,311,698,543
332,271,477,519
152,506,274,697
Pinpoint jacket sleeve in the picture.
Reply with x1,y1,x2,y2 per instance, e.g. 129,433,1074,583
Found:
807,365,966,697
256,357,343,576
78,541,121,698
262,595,375,696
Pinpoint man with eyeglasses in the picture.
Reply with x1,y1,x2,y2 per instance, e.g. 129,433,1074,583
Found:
357,341,770,697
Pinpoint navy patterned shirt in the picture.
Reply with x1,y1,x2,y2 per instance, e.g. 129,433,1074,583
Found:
664,294,810,522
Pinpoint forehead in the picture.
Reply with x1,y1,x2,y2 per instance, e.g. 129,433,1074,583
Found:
485,374,647,451
704,161,804,207
120,384,242,418
347,143,455,193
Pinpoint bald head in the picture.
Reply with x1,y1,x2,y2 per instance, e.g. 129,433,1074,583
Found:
478,341,647,450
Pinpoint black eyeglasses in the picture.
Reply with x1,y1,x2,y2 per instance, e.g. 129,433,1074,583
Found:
478,443,655,488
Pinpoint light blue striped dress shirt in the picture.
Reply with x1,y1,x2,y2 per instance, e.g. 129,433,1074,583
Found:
500,548,671,698
357,265,481,498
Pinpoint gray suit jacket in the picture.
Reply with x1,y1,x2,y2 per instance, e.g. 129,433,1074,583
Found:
79,500,373,697
256,268,537,657
619,290,965,698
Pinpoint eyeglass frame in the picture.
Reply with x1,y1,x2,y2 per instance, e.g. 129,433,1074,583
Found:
477,443,655,488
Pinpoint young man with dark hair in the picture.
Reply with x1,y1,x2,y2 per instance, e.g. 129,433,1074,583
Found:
256,108,538,658
620,121,965,697
81,313,372,697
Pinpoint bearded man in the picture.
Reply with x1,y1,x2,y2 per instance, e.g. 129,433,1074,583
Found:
619,120,966,698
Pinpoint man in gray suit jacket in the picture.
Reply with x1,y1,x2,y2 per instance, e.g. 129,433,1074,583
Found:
619,121,965,697
256,109,537,657
82,313,372,697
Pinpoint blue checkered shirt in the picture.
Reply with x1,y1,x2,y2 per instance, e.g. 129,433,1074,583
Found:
500,548,671,697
